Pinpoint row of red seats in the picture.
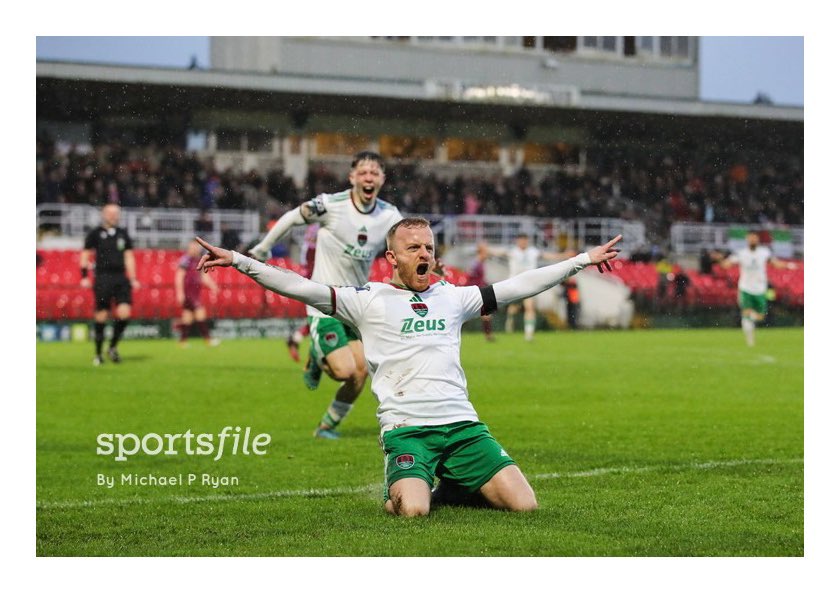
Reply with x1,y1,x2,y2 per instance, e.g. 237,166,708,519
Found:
608,260,804,308
36,249,469,321
36,249,310,288
36,286,308,320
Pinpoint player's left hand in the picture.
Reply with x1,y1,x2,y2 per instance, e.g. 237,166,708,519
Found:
130,279,141,289
195,237,233,272
587,235,622,273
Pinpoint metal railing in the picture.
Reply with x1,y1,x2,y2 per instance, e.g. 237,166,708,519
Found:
436,215,646,253
670,223,804,257
36,204,262,249
37,204,648,255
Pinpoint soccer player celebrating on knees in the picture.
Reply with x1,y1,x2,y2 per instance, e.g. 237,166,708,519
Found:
175,239,220,347
719,231,798,347
247,152,403,439
194,219,621,515
80,204,140,365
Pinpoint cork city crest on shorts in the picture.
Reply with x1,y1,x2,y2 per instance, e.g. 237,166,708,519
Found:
395,454,415,469
324,332,339,348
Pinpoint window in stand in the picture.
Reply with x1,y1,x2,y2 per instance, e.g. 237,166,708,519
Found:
446,138,499,162
314,132,371,157
379,135,436,160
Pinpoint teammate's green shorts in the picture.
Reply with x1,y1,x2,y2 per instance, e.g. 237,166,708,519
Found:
308,316,359,363
380,421,517,501
739,290,768,315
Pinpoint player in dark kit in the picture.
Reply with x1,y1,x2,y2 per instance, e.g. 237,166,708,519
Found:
80,204,140,365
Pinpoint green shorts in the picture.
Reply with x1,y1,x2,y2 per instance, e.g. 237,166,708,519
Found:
308,316,359,363
380,421,517,501
739,290,768,315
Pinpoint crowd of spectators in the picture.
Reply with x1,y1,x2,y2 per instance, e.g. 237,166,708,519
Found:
37,139,803,242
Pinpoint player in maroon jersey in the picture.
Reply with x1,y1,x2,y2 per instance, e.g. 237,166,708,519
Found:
467,243,494,342
175,239,220,347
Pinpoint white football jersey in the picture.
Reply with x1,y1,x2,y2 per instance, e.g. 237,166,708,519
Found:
303,190,402,318
507,245,541,277
333,280,490,433
730,246,772,294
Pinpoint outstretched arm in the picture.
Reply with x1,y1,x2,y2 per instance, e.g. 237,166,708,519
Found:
492,235,621,306
196,237,335,314
483,244,508,258
248,206,309,261
770,257,799,270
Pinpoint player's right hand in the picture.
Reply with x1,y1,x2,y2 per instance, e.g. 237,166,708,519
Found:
80,278,91,289
248,246,269,262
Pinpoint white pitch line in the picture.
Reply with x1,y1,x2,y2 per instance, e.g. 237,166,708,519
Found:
37,484,380,511
37,457,802,511
532,457,802,480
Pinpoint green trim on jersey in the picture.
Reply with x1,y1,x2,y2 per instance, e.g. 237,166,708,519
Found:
381,421,516,501
376,198,398,211
326,189,352,203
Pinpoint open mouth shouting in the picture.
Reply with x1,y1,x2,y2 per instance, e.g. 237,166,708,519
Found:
361,185,377,199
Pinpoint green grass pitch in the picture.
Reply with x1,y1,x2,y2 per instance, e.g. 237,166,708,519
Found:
36,327,803,556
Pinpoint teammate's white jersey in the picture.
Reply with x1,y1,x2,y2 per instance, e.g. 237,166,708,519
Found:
729,246,772,294
333,280,489,433
507,245,541,277
303,190,402,318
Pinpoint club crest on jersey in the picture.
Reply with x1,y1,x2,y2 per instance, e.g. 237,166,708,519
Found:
395,454,415,469
357,226,368,247
324,332,339,347
409,294,428,317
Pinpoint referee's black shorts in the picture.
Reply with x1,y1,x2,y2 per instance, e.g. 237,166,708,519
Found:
93,274,132,310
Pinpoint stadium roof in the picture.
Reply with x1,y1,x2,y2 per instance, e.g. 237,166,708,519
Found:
37,60,802,154
37,60,803,122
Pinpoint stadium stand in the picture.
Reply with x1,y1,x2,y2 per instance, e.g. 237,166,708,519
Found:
37,140,803,235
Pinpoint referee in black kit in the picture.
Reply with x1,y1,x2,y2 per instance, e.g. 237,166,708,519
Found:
80,204,140,366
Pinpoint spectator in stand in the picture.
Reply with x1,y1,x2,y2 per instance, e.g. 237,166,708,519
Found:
220,223,242,251
194,210,213,233
36,139,804,229
562,278,580,330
